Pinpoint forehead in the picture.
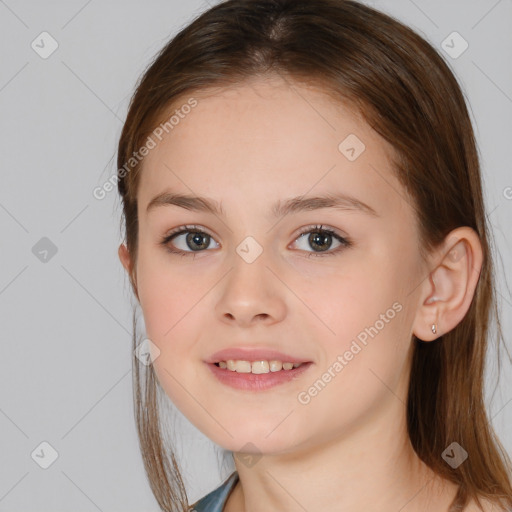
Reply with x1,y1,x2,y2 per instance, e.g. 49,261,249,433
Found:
137,75,410,221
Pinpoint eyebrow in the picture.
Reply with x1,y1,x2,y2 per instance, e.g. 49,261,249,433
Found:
146,190,379,218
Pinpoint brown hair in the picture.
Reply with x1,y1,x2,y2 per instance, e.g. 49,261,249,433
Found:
116,1,512,510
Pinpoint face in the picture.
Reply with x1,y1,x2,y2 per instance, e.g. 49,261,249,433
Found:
122,74,428,456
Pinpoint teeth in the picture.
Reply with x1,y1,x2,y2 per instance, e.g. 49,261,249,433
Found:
217,360,303,374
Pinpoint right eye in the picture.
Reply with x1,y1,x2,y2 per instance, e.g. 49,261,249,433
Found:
160,225,219,257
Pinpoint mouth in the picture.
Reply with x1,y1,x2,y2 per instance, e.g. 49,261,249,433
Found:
213,359,308,373
205,360,314,391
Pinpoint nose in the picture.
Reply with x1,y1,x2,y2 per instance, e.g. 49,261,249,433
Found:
215,251,286,327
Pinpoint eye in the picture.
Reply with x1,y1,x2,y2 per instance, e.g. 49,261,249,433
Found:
160,224,218,257
291,224,352,258
159,224,352,258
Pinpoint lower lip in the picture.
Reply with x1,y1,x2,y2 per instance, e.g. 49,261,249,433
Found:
205,361,314,391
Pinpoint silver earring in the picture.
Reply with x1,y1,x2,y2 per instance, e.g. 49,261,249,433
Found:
431,324,437,334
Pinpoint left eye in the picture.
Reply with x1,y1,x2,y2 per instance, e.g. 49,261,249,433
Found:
292,226,351,257
160,224,352,258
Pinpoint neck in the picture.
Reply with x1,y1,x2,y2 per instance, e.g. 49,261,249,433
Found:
227,402,457,512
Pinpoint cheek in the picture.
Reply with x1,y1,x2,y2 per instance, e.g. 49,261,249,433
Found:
135,244,202,336
306,260,397,348
137,271,177,340
296,302,411,443
136,264,206,410
306,253,414,400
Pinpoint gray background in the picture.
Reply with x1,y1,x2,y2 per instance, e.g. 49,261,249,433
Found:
0,0,511,510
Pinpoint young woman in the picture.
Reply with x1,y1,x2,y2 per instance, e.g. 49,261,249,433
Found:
115,0,512,510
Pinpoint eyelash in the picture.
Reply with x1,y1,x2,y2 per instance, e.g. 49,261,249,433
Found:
159,224,352,259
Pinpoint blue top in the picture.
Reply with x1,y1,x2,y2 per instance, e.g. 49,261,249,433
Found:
190,471,239,512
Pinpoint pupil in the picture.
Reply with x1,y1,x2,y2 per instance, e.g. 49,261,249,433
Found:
187,232,209,251
310,232,331,252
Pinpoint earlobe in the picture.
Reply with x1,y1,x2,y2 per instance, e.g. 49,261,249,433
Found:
413,227,483,342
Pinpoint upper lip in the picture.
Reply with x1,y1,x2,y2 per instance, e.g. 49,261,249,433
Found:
205,347,312,364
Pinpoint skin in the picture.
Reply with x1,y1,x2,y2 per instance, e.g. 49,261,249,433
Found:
119,74,488,511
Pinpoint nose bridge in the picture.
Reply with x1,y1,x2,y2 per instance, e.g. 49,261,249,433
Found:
228,233,274,291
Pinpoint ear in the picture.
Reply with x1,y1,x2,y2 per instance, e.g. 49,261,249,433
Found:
118,243,139,301
412,227,483,341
